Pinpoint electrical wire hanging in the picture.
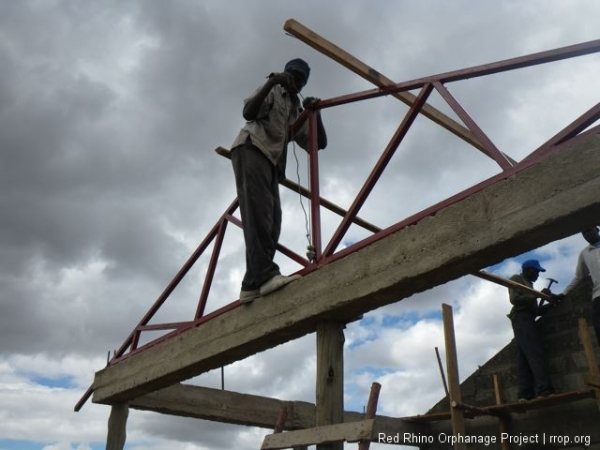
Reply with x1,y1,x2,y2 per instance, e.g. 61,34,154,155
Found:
290,92,315,262
292,142,312,243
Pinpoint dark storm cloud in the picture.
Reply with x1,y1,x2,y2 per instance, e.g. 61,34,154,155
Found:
0,1,211,355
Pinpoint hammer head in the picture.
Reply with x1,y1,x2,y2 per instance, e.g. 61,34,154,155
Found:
545,277,559,289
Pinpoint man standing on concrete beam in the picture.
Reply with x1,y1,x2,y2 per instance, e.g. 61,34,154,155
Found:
508,259,557,401
557,226,600,345
229,58,327,304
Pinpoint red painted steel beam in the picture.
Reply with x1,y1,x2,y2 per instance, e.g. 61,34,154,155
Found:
111,298,242,365
319,39,600,112
137,322,194,331
324,84,434,257
196,219,228,319
74,386,93,412
308,110,323,262
432,81,513,170
437,39,600,84
321,129,591,267
114,199,239,359
550,124,600,156
522,102,600,164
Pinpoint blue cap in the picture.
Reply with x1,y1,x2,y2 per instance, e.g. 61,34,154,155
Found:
284,58,310,84
522,259,546,272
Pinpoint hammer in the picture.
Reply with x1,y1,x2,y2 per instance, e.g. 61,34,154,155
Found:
539,278,558,306
546,277,559,291
539,277,559,308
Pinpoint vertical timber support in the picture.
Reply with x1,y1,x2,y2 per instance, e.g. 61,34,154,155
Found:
493,374,510,450
442,304,466,450
578,318,600,406
272,407,308,450
106,403,129,450
316,321,345,450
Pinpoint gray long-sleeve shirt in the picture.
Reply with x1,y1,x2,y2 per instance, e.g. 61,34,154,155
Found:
231,84,308,166
564,244,600,300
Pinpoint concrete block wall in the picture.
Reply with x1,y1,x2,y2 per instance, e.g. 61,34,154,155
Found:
425,279,600,449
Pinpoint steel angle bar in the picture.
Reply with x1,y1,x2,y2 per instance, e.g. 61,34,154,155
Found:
196,219,228,319
307,110,323,262
432,81,513,170
115,199,239,358
136,321,193,331
319,37,600,112
436,38,600,84
323,83,434,258
549,123,600,156
522,102,600,164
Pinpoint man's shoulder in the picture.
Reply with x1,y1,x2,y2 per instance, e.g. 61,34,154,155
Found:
509,272,531,287
580,245,598,257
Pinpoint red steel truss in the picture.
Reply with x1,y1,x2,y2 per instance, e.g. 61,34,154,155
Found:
75,38,600,411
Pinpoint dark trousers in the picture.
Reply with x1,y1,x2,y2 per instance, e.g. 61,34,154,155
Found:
593,297,600,346
511,312,554,399
231,141,281,291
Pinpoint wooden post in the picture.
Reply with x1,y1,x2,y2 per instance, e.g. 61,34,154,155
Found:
106,403,128,450
578,318,600,406
358,382,381,450
493,374,511,450
442,304,466,450
316,321,345,450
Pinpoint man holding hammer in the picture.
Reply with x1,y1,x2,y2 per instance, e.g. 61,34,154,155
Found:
508,259,557,400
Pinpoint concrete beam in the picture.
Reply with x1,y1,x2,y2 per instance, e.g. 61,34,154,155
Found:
93,135,600,404
128,384,427,437
130,384,312,429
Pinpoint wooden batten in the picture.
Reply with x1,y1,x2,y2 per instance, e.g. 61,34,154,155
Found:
261,419,376,450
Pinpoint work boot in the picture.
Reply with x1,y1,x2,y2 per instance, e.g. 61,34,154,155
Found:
536,389,556,399
239,289,260,304
259,274,301,296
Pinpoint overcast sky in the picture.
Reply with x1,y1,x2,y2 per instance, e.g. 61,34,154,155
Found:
1,1,599,449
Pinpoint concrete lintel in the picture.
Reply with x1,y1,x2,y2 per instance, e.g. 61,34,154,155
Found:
93,135,600,404
128,384,426,437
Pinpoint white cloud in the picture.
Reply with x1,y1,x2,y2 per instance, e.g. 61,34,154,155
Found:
41,444,92,450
